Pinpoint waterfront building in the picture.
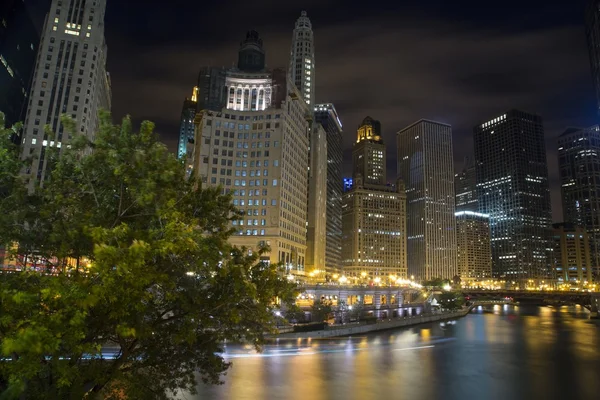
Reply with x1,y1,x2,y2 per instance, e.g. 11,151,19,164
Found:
20,0,111,187
397,119,457,280
552,223,593,285
558,125,600,279
474,110,552,281
455,211,492,282
189,30,310,277
314,103,343,275
342,117,407,279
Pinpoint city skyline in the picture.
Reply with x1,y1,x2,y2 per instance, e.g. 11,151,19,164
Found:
23,0,597,222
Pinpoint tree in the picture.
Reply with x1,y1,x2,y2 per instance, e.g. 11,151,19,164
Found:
283,304,306,324
438,291,465,311
0,112,297,399
422,277,450,289
310,300,332,323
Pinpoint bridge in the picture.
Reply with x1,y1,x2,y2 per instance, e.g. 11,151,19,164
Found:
463,290,599,316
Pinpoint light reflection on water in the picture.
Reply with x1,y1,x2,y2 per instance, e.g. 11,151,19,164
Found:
176,306,600,400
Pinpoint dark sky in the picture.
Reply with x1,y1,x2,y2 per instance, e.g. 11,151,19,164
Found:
27,0,598,222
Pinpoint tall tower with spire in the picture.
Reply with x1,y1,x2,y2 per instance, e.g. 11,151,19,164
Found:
289,11,315,107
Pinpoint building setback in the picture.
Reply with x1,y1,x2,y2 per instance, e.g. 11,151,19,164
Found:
552,223,593,285
20,0,111,187
455,211,492,282
342,117,407,279
0,0,39,130
190,31,310,277
474,110,552,281
397,120,457,280
558,125,600,278
314,103,343,275
177,87,197,159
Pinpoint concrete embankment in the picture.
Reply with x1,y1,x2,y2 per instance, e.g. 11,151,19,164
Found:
273,308,472,339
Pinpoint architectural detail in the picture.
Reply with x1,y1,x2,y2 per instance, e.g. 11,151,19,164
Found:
189,31,311,278
0,0,39,129
552,223,593,285
176,86,197,159
455,156,478,213
20,0,111,187
343,117,407,279
455,211,492,282
397,120,457,280
474,110,552,281
558,125,600,278
315,104,343,275
289,11,314,107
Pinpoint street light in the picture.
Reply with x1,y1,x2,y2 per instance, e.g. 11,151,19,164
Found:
339,275,348,284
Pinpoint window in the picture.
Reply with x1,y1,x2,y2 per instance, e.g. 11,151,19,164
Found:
271,199,277,206
272,179,278,186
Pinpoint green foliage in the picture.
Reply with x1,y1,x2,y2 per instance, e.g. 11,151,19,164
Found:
283,304,306,324
422,277,451,289
0,112,297,399
438,291,465,311
310,300,332,323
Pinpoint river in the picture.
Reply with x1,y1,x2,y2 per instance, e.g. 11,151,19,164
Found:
177,305,600,400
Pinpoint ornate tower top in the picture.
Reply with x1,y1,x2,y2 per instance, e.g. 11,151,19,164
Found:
238,30,266,72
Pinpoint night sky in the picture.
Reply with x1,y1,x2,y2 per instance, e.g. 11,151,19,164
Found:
27,0,598,221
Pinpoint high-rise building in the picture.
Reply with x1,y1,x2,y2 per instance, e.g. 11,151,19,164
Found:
189,31,310,277
353,116,385,187
558,125,600,278
455,156,478,213
455,211,492,282
177,87,197,159
474,110,552,281
342,118,406,279
0,0,39,129
397,120,457,280
289,11,314,107
196,66,227,112
314,103,343,275
586,0,600,114
20,0,111,187
552,223,593,285
305,120,327,279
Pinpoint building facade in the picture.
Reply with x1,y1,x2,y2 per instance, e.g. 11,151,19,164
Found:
353,116,385,187
342,117,407,279
20,0,111,187
315,103,343,275
455,211,492,282
552,223,593,285
190,31,310,277
586,0,600,114
289,11,314,107
0,0,39,129
474,110,552,281
455,156,478,213
558,125,600,278
177,87,197,159
397,120,457,280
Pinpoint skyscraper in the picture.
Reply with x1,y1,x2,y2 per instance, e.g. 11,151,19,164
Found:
455,211,492,282
289,11,314,107
397,120,457,280
343,118,407,279
474,110,552,281
21,0,111,187
315,103,343,275
455,156,478,213
585,0,600,114
558,125,600,278
353,116,385,187
189,30,310,278
0,0,39,129
177,87,197,159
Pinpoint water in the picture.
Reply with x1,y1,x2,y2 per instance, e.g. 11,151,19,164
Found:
178,305,600,400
